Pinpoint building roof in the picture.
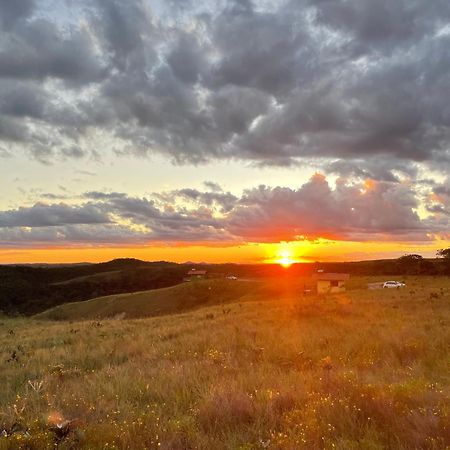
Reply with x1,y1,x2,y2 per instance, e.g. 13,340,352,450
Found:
315,273,350,281
187,269,207,276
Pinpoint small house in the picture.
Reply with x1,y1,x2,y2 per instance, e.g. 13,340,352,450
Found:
315,273,350,294
184,269,207,282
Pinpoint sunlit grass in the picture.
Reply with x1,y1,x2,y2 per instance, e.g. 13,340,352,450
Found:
0,277,449,449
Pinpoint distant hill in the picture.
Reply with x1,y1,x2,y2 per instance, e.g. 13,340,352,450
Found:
3,262,92,268
0,259,187,315
0,257,445,316
36,279,261,321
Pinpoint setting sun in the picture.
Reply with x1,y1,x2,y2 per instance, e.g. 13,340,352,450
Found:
264,242,312,267
275,249,296,267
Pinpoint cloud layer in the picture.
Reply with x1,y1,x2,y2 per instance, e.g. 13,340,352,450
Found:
2,0,450,251
0,0,449,178
1,175,448,248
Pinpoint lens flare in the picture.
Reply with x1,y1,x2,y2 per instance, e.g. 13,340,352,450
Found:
275,249,295,267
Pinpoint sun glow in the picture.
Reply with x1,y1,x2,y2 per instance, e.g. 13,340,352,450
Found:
263,242,312,266
275,249,296,267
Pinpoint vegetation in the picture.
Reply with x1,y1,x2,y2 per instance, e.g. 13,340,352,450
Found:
437,248,450,275
36,280,262,321
0,260,188,315
0,277,449,449
437,248,450,259
1,255,449,316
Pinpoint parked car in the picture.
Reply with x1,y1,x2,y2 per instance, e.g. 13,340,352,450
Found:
226,275,238,280
383,281,406,289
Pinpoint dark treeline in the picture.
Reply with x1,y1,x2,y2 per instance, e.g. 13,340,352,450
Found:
0,259,187,316
0,253,449,316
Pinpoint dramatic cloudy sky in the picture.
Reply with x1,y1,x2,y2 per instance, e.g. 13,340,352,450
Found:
1,0,450,263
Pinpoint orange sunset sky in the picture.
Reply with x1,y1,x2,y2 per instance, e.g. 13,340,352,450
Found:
1,1,450,264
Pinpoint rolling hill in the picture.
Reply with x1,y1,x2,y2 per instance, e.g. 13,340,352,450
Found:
0,260,188,315
35,279,264,321
1,256,446,316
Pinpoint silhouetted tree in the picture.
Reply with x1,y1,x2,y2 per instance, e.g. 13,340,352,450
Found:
437,248,450,274
397,254,423,275
437,248,450,259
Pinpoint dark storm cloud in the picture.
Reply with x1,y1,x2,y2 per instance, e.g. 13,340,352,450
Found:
207,1,309,97
93,0,158,68
0,0,35,30
0,81,45,119
0,0,449,181
312,0,450,50
167,32,207,85
0,20,106,84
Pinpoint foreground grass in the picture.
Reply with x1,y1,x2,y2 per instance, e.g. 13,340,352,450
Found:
0,277,449,449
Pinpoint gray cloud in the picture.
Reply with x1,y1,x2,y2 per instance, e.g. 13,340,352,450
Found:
203,181,223,192
155,188,238,213
326,159,418,183
60,146,86,159
0,81,45,119
0,20,106,84
227,175,429,242
312,0,450,51
1,176,448,248
0,0,35,30
0,147,11,158
0,224,150,248
426,179,450,221
0,0,449,182
208,2,309,97
41,193,70,200
0,203,110,228
0,116,29,142
167,31,207,85
83,191,127,200
93,0,158,70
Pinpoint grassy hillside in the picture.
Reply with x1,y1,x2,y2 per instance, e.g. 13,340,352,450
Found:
1,256,448,316
36,280,263,321
0,260,188,315
35,275,415,322
0,276,449,449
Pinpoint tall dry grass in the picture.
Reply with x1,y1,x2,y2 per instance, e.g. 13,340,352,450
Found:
0,276,449,449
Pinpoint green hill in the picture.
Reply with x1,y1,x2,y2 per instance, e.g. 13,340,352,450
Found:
36,280,262,321
2,257,446,316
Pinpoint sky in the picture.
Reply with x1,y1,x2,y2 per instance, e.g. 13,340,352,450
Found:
1,0,450,264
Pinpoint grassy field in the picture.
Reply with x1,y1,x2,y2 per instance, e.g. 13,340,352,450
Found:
36,280,263,321
0,277,449,449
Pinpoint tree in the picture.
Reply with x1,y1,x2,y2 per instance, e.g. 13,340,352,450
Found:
437,248,450,259
437,248,450,275
397,254,423,275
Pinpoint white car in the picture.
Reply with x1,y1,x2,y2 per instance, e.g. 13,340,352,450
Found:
383,281,406,289
226,275,238,280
